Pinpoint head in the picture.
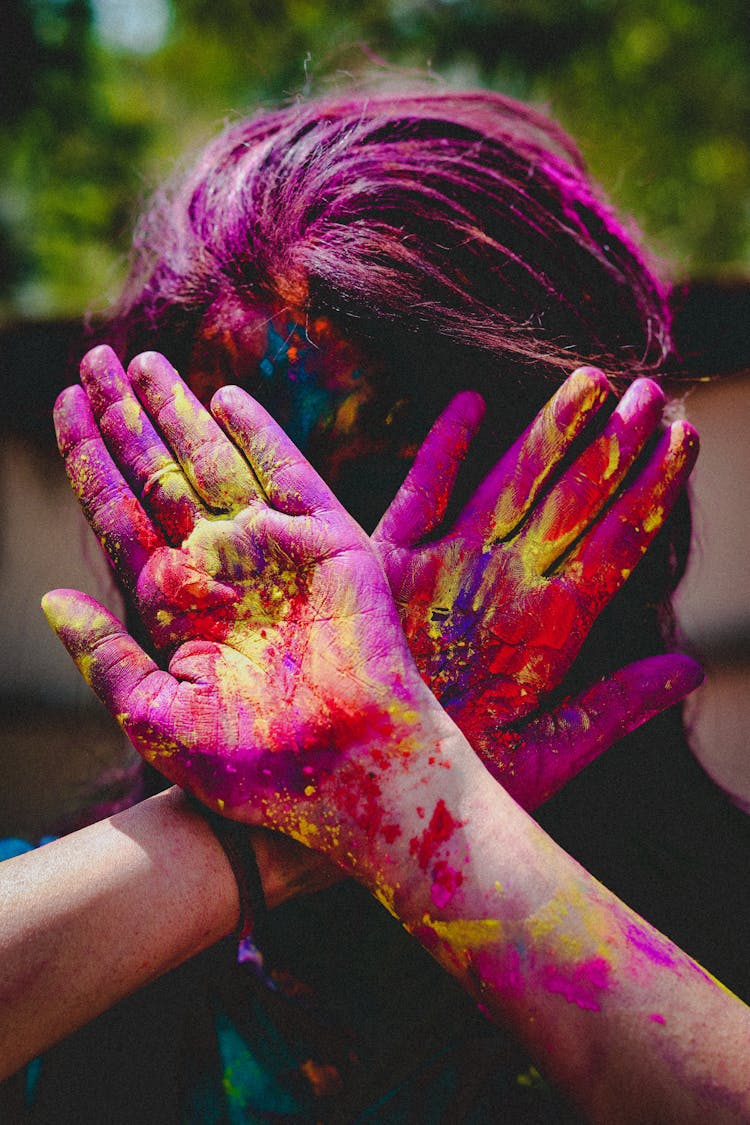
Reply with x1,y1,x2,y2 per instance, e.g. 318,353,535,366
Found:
95,85,689,689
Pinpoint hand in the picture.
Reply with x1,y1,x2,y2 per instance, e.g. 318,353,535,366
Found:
373,368,701,809
45,348,452,876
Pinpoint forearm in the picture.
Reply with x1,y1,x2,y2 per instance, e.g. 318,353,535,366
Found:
0,787,335,1080
366,735,750,1123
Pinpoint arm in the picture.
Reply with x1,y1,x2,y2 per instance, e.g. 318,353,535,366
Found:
0,788,335,1081
364,732,750,1125
43,358,750,1122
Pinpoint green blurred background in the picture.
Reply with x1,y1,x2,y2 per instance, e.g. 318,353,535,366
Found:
1,0,748,323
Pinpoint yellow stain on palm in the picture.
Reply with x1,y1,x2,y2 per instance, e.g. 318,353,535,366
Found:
225,557,299,635
172,381,205,429
515,530,550,576
387,700,421,728
143,735,183,761
421,539,490,633
55,603,114,687
600,433,621,481
151,457,194,498
170,380,225,488
78,650,99,687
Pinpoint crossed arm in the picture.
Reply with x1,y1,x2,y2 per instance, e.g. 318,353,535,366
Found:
3,347,748,1120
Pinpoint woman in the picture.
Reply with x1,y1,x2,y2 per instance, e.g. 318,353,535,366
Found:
94,85,750,996
4,87,749,1121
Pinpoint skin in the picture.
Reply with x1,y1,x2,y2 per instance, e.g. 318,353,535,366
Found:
190,313,704,807
0,788,337,1082
373,368,701,807
41,348,750,1122
57,346,701,813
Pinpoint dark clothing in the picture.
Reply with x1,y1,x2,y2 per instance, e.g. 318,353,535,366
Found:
3,727,748,1123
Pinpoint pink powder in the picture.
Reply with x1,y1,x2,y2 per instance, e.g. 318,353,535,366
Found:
542,956,611,1012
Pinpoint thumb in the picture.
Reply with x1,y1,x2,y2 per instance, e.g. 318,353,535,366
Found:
42,589,170,720
485,654,704,811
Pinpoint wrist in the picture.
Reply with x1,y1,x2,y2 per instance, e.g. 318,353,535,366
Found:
173,787,342,913
317,698,496,917
248,827,344,909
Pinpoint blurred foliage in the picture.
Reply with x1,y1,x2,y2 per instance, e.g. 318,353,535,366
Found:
1,0,748,320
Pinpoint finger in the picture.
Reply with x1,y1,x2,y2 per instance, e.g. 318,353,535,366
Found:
372,391,485,547
212,385,337,516
489,654,704,811
562,420,698,606
41,589,172,721
80,345,204,543
54,386,163,591
515,378,666,573
236,506,329,568
128,352,265,512
453,366,611,543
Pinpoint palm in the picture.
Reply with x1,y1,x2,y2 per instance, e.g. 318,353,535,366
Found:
374,371,700,807
131,517,290,651
398,542,584,720
51,348,424,838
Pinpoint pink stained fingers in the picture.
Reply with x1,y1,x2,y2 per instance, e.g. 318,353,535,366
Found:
483,654,704,811
452,366,611,545
79,346,204,544
128,352,266,513
515,378,666,574
373,391,486,548
53,385,164,592
559,420,699,608
211,385,338,517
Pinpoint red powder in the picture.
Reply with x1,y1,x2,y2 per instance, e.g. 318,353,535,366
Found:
409,798,462,871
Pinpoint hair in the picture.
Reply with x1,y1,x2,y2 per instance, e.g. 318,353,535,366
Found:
94,85,703,899
96,84,687,654
106,88,673,381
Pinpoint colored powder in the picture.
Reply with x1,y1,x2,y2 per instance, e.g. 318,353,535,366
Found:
409,798,462,871
424,914,502,951
493,945,526,1001
430,860,463,907
541,956,611,1011
625,922,679,969
120,394,144,434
